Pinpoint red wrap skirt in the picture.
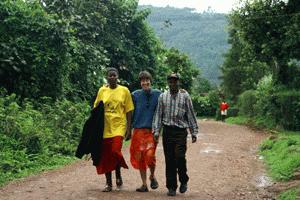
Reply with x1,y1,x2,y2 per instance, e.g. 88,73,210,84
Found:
130,128,157,171
96,136,128,174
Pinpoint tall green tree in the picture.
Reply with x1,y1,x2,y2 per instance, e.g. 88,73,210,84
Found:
162,48,199,93
221,0,300,100
41,0,163,93
0,0,69,99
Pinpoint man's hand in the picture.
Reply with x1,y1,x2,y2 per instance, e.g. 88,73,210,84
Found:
192,135,197,143
84,154,92,161
154,134,159,143
125,129,131,141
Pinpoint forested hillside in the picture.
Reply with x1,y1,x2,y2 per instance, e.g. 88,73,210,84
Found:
141,6,229,84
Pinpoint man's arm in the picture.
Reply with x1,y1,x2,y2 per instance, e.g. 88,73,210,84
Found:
152,95,163,141
125,111,132,141
185,94,199,143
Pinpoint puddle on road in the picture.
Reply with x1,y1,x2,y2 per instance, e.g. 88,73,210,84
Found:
255,175,273,188
200,146,222,154
202,143,217,146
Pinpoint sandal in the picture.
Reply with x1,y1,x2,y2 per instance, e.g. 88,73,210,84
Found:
150,177,159,189
102,184,112,192
136,185,149,192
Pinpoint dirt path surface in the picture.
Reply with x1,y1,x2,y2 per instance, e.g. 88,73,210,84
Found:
0,120,275,200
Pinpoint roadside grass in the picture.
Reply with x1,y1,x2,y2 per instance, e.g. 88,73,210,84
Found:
259,130,300,181
226,116,300,199
226,116,249,125
197,116,216,120
278,188,299,200
0,155,76,187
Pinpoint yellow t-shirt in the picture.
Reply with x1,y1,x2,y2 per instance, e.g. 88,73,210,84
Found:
94,85,134,139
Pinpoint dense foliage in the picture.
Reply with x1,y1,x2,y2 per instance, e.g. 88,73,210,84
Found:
0,1,69,99
0,0,205,100
0,90,90,185
221,0,300,131
192,90,221,117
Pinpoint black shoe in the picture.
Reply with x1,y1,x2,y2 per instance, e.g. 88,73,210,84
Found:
102,184,112,192
150,178,159,189
115,177,123,191
116,177,123,187
167,189,176,196
179,183,187,193
136,185,149,192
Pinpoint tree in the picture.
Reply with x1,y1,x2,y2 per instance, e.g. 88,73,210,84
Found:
221,0,300,101
162,48,199,93
0,0,69,99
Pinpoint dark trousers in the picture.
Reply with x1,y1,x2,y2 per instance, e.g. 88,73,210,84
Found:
162,125,189,190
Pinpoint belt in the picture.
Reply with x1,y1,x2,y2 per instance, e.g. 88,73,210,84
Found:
163,125,186,131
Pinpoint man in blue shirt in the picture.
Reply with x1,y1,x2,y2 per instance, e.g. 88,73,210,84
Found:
128,71,161,192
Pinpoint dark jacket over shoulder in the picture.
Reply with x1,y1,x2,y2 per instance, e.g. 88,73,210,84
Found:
75,101,104,166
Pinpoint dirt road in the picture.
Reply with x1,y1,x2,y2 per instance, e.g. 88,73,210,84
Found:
0,120,275,200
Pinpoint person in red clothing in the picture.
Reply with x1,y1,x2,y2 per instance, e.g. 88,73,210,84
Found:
220,101,229,122
93,67,134,192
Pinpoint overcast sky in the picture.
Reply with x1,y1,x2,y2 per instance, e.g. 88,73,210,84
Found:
138,0,240,13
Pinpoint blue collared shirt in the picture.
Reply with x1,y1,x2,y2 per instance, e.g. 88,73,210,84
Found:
132,89,161,129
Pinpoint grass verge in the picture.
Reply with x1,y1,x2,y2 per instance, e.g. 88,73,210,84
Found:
260,130,300,181
0,155,77,187
278,188,299,200
226,116,300,199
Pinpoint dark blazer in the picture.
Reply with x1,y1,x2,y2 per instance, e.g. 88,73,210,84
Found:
75,101,104,166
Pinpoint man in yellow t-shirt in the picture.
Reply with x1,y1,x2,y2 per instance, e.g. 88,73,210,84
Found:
93,67,134,192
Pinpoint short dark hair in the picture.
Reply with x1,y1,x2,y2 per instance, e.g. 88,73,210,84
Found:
138,71,152,81
106,67,119,75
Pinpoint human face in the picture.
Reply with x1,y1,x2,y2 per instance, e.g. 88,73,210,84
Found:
140,78,151,91
107,71,118,88
167,78,179,93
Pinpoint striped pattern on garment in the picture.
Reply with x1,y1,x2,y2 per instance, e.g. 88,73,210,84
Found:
152,90,198,136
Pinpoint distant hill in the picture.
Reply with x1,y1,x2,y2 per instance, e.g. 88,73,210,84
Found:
140,6,229,85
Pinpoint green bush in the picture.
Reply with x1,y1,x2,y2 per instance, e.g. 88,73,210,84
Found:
233,75,300,131
254,75,276,116
192,90,220,117
192,95,215,117
0,93,90,185
227,107,239,117
275,90,300,131
237,90,257,117
207,90,221,111
251,75,277,128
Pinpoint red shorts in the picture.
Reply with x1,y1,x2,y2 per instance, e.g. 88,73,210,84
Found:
96,136,128,174
130,128,157,171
